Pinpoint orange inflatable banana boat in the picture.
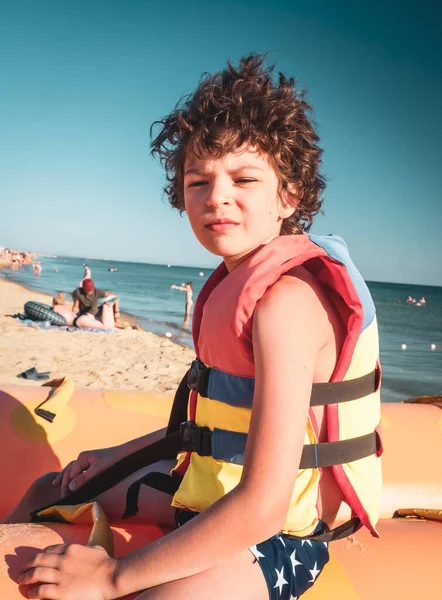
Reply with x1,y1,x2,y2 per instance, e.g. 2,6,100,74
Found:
0,382,441,599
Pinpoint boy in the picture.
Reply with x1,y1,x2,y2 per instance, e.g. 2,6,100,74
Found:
15,54,382,599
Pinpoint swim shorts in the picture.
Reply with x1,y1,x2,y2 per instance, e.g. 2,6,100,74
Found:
175,510,330,599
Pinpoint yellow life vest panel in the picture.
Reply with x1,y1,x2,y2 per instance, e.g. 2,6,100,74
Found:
172,234,382,537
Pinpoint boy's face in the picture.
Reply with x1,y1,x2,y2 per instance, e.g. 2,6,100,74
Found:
183,145,294,271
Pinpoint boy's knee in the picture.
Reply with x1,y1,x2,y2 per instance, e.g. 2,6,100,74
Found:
3,471,61,524
26,471,60,505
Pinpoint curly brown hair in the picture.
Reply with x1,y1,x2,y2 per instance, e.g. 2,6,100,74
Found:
151,54,325,234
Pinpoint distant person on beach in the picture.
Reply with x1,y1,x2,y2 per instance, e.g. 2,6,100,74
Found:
416,296,426,306
32,262,41,275
51,294,78,327
11,252,20,270
11,55,382,599
71,278,124,329
171,281,193,320
52,292,66,307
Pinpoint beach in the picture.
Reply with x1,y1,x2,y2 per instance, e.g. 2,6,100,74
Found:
0,278,194,393
1,255,441,402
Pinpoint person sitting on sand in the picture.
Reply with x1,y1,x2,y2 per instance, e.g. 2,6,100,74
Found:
171,281,193,320
72,278,124,329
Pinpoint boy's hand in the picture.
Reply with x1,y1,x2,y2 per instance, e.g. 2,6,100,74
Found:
52,447,120,497
19,543,118,600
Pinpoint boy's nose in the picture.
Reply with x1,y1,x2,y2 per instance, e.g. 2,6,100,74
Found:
206,181,231,208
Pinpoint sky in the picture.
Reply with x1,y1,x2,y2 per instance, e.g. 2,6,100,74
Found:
0,0,441,285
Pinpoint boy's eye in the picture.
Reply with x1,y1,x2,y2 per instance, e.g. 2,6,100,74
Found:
235,178,257,184
188,180,207,188
187,177,256,188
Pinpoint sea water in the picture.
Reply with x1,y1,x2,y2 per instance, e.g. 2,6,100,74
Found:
2,256,441,403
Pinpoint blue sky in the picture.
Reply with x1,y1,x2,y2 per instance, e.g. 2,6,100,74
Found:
1,0,441,285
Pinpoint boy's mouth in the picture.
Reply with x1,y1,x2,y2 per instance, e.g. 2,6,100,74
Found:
205,218,239,232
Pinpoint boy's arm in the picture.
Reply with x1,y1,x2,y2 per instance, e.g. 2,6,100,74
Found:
111,274,329,595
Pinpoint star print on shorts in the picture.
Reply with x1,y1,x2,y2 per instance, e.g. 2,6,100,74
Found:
249,522,330,599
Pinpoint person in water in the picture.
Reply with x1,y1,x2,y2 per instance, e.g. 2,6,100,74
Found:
11,55,382,599
72,278,124,329
79,263,91,287
171,281,193,320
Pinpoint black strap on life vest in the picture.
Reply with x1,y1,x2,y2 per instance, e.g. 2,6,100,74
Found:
294,516,362,543
309,369,378,406
187,359,378,406
165,369,191,436
123,472,182,519
178,421,380,468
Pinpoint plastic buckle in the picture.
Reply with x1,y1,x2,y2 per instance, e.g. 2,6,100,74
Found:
187,359,207,392
180,421,199,452
180,421,212,455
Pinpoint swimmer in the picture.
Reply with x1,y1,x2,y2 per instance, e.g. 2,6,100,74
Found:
79,263,91,287
171,281,193,320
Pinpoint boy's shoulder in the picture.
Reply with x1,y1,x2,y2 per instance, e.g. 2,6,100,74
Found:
257,266,326,320
263,265,324,307
255,265,333,347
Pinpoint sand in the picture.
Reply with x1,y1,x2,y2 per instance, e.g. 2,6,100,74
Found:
0,278,194,393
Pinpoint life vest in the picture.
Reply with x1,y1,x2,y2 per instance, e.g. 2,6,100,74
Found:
171,233,382,538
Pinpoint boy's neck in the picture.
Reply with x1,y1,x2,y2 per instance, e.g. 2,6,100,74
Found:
223,237,278,272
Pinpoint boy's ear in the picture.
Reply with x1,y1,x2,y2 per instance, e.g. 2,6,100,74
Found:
278,184,301,219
